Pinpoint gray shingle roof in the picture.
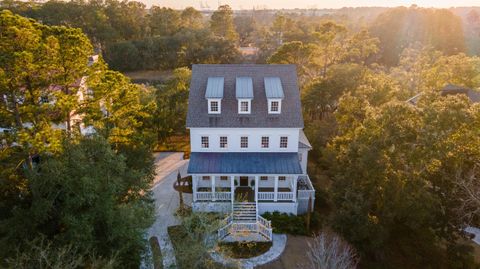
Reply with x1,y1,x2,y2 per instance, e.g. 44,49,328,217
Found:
187,64,304,128
188,152,303,174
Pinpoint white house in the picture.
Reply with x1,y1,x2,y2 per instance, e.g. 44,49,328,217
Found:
186,64,315,242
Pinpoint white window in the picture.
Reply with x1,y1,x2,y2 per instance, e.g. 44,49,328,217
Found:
201,136,209,148
268,99,281,114
280,136,288,148
208,99,221,114
238,99,251,114
220,136,228,148
210,101,218,112
220,176,228,180
240,136,248,148
279,176,286,181
261,136,269,148
260,176,268,181
202,176,210,180
269,100,281,114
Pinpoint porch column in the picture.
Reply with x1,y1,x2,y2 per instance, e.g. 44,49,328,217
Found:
230,176,235,203
274,176,278,202
192,175,198,202
292,176,297,202
255,176,259,202
212,176,216,201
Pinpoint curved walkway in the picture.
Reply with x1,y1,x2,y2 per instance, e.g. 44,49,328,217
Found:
146,152,190,269
210,234,287,269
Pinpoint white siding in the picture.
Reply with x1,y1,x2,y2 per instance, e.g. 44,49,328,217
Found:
190,128,300,152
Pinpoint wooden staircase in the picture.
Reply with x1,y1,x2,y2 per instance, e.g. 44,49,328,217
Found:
232,202,257,222
217,202,273,242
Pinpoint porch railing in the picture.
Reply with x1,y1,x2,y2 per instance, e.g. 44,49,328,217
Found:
277,192,294,201
257,192,275,200
195,191,232,201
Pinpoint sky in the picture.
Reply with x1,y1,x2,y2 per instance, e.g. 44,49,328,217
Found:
145,0,480,9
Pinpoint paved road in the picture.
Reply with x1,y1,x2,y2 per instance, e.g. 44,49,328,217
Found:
147,152,190,269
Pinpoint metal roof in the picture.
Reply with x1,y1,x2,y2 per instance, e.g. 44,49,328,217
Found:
264,77,285,99
205,77,224,99
236,77,254,99
187,64,304,128
188,152,303,174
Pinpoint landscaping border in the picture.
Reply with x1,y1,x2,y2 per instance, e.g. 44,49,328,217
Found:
210,234,287,269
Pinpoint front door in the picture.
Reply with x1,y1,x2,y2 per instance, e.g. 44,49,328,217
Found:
240,176,249,187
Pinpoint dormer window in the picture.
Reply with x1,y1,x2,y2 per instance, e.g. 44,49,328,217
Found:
208,99,221,114
236,77,253,114
205,77,224,114
268,99,281,114
239,99,251,114
264,77,284,114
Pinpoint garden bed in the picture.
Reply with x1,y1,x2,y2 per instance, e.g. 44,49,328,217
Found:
149,237,163,269
218,241,272,259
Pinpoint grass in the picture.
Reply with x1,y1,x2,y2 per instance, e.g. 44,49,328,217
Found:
123,69,174,84
149,236,163,269
218,241,272,259
154,135,190,156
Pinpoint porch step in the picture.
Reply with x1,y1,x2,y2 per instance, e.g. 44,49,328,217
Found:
232,202,258,222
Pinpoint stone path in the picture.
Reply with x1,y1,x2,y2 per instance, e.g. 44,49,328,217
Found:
466,226,480,245
147,152,190,269
210,233,287,269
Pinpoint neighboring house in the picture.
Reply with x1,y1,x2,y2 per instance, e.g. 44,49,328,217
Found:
186,64,316,242
1,55,98,138
407,84,480,105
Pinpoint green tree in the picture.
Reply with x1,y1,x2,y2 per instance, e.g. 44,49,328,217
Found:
149,7,180,36
370,6,466,66
210,5,239,42
326,93,480,268
85,68,155,148
180,7,203,30
234,15,256,46
267,41,319,85
0,137,154,268
154,67,191,143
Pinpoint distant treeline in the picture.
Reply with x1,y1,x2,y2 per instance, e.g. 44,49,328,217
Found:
2,1,480,70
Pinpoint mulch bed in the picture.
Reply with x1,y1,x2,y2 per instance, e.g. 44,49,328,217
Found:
218,241,272,259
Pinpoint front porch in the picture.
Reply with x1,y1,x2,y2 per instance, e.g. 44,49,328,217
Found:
192,174,314,204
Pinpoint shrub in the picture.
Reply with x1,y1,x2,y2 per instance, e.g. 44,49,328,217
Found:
262,211,322,236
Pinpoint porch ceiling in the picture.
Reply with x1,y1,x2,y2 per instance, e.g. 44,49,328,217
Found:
188,152,302,174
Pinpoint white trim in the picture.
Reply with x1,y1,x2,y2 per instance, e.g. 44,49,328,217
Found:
219,135,228,149
261,135,270,148
240,135,249,149
268,99,282,114
201,135,210,148
279,135,289,149
238,99,251,114
208,98,221,114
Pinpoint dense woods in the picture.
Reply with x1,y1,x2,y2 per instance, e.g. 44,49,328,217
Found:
2,1,480,268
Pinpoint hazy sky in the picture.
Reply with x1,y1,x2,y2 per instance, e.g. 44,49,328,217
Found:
146,0,480,9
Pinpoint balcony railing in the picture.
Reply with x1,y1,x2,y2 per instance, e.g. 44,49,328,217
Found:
297,175,315,200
